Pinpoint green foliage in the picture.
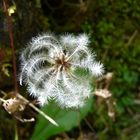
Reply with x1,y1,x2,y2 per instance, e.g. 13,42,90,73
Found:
31,98,93,140
81,0,140,139
31,0,140,139
0,0,140,139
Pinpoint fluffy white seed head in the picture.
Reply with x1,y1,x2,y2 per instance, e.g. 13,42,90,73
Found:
19,33,104,108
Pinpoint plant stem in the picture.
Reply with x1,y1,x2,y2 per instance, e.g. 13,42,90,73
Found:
3,0,18,94
0,97,6,103
17,94,58,126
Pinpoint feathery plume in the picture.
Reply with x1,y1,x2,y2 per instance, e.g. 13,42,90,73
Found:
19,33,104,108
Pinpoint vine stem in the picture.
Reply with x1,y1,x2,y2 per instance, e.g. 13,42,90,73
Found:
3,0,18,94
17,94,58,126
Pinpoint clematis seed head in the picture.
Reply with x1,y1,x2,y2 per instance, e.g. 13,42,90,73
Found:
19,33,104,108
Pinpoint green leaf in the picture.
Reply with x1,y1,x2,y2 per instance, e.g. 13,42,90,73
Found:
31,98,93,140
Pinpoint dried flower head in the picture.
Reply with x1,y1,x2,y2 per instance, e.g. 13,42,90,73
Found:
2,98,24,114
94,89,112,99
19,33,104,108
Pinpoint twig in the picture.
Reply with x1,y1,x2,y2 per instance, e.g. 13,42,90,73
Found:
3,0,18,93
125,30,138,47
84,118,95,132
101,45,112,63
17,94,58,126
15,116,35,123
61,133,70,139
14,122,18,140
134,99,140,105
0,97,7,103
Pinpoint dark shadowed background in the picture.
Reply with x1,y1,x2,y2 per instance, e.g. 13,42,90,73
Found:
0,0,140,140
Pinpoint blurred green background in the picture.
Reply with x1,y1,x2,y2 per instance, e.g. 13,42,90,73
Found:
0,0,140,140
